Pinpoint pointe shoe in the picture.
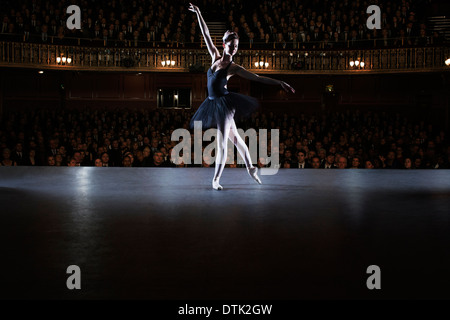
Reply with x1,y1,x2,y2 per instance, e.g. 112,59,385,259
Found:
248,167,262,185
212,179,223,190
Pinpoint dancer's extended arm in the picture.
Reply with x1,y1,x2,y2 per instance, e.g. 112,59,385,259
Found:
189,3,220,62
234,65,295,93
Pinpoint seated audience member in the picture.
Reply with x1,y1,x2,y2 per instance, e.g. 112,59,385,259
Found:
150,151,169,167
294,150,310,168
336,156,348,169
365,160,375,169
101,152,111,167
94,158,103,167
1,148,17,166
322,153,336,168
310,156,321,169
350,156,361,169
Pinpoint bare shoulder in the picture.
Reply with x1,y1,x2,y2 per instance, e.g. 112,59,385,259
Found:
212,55,222,64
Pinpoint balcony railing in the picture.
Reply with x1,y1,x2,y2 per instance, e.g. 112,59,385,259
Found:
1,40,449,73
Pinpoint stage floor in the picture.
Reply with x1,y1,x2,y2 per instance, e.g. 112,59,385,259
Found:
1,167,450,299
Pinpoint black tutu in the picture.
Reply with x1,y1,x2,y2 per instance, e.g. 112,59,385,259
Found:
189,92,260,130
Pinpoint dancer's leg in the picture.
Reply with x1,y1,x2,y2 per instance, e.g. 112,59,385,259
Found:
228,119,254,169
212,113,233,188
228,119,262,184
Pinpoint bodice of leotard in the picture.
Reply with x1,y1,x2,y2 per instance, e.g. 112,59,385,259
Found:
207,62,232,100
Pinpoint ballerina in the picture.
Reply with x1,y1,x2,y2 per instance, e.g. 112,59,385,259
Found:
188,3,295,190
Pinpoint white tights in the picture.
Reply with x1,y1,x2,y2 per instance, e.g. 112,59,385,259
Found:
213,113,254,182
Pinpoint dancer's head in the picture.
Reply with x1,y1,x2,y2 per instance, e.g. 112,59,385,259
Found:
222,30,239,56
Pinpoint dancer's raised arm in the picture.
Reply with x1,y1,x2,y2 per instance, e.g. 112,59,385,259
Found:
188,3,220,62
233,65,296,93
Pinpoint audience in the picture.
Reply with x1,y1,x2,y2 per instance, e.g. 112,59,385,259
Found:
0,0,445,49
0,106,448,169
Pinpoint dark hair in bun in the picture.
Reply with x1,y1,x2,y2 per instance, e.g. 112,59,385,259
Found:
222,30,239,43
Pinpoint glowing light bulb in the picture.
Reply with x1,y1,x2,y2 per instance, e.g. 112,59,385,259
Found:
56,57,61,64
67,57,72,64
171,60,175,66
259,61,264,67
161,61,166,66
355,60,360,66
254,62,259,67
360,61,365,68
62,57,67,63
264,62,269,68
349,61,355,67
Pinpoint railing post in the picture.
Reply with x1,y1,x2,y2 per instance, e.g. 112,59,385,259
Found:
423,48,426,68
313,53,316,70
329,51,332,70
396,49,399,69
414,48,417,69
432,47,435,68
379,49,381,69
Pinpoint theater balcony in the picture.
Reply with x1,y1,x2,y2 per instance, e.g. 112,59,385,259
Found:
0,39,449,74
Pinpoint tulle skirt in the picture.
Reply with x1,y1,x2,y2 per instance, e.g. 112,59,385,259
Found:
189,92,260,130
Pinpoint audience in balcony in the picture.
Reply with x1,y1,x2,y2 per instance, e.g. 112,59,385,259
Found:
0,0,445,49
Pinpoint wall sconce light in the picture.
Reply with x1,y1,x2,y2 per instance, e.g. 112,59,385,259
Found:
57,55,72,65
445,58,450,66
161,57,176,67
349,58,365,69
254,61,269,68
